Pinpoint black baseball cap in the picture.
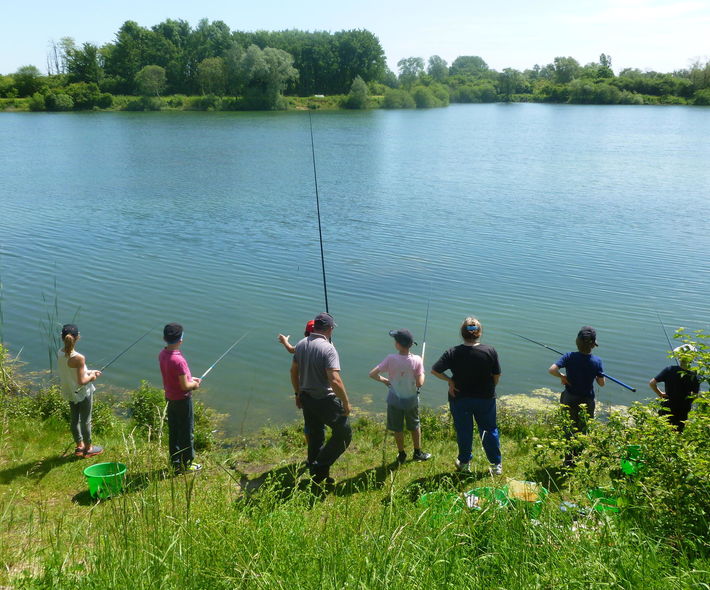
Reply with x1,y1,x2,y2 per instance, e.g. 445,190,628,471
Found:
313,312,336,330
389,329,416,348
61,324,79,338
577,326,598,346
163,323,184,344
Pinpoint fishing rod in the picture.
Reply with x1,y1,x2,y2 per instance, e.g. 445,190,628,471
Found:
511,332,636,392
656,311,679,366
308,110,330,314
198,332,249,381
74,324,158,393
417,289,432,395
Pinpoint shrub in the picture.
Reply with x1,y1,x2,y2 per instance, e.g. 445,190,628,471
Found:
693,89,710,106
412,86,441,108
28,92,45,111
382,88,415,109
126,381,221,450
97,93,113,109
45,93,74,111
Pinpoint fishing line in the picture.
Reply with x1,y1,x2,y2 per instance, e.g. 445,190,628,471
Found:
656,310,679,366
308,110,330,314
198,331,250,381
511,332,636,392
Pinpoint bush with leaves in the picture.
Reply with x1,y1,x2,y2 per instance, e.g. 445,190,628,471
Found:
126,381,222,450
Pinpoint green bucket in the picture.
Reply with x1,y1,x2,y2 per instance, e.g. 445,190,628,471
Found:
464,487,509,510
587,487,622,513
620,444,645,476
83,462,127,499
418,491,464,522
504,481,549,518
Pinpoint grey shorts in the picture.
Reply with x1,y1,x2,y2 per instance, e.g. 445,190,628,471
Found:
387,403,420,432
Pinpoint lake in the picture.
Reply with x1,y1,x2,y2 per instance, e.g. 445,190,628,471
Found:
1,104,708,433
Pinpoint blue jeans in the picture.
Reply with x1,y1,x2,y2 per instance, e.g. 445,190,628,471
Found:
449,397,501,465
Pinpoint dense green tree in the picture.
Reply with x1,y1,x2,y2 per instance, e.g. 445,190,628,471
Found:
28,92,46,111
197,57,226,95
498,68,522,101
427,55,448,83
238,45,298,109
397,57,424,89
552,57,580,84
449,55,489,78
0,75,16,98
343,75,368,109
135,65,167,96
223,42,245,95
66,43,104,84
64,82,102,109
13,65,44,97
104,21,151,93
45,92,74,111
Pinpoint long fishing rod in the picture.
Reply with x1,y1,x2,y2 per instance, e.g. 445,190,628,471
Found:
656,311,679,366
511,332,636,392
308,110,330,314
74,324,158,393
198,332,249,381
417,289,432,395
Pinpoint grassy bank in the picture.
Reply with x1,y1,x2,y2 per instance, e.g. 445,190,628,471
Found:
1,343,709,588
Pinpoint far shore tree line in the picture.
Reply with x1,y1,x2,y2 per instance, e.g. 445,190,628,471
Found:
1,18,710,112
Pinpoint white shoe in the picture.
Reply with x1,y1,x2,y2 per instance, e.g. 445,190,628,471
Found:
490,463,503,476
455,459,470,472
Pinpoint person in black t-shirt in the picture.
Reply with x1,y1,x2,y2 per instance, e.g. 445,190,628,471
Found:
431,317,502,475
649,345,700,433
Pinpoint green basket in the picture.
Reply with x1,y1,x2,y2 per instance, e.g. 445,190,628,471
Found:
418,491,464,522
504,482,549,518
464,487,509,510
587,487,622,513
620,444,645,476
83,462,127,499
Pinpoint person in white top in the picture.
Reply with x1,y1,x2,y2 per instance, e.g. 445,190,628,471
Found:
58,324,103,457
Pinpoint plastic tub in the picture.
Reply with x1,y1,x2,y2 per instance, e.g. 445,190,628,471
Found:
83,462,127,499
464,487,509,510
505,480,548,517
587,487,621,513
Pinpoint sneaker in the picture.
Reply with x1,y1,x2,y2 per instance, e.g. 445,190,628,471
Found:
413,449,432,461
397,451,407,464
490,463,503,476
83,445,104,458
185,462,203,472
455,459,470,472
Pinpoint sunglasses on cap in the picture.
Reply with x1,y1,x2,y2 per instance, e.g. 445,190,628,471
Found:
466,325,480,332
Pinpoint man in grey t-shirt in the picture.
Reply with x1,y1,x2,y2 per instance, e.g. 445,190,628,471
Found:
291,312,352,484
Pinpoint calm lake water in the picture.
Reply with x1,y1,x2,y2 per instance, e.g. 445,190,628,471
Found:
1,104,708,433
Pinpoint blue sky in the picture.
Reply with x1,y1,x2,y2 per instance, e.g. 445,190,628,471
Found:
1,0,708,75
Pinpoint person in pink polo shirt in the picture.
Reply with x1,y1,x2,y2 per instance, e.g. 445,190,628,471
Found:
159,323,202,473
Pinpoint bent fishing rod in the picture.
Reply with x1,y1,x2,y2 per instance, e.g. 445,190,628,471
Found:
198,332,250,381
308,110,330,314
511,332,636,392
75,324,158,393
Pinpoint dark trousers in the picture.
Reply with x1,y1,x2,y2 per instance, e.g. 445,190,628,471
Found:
167,397,194,468
660,399,692,432
301,394,352,474
560,391,595,435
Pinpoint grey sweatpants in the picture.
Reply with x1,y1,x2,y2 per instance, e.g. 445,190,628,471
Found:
69,393,92,446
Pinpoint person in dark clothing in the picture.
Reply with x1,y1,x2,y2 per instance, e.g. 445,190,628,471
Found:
548,326,605,435
290,312,352,484
431,317,502,475
649,344,700,433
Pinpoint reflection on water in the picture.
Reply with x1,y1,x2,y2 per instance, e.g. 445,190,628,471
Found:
1,105,708,432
